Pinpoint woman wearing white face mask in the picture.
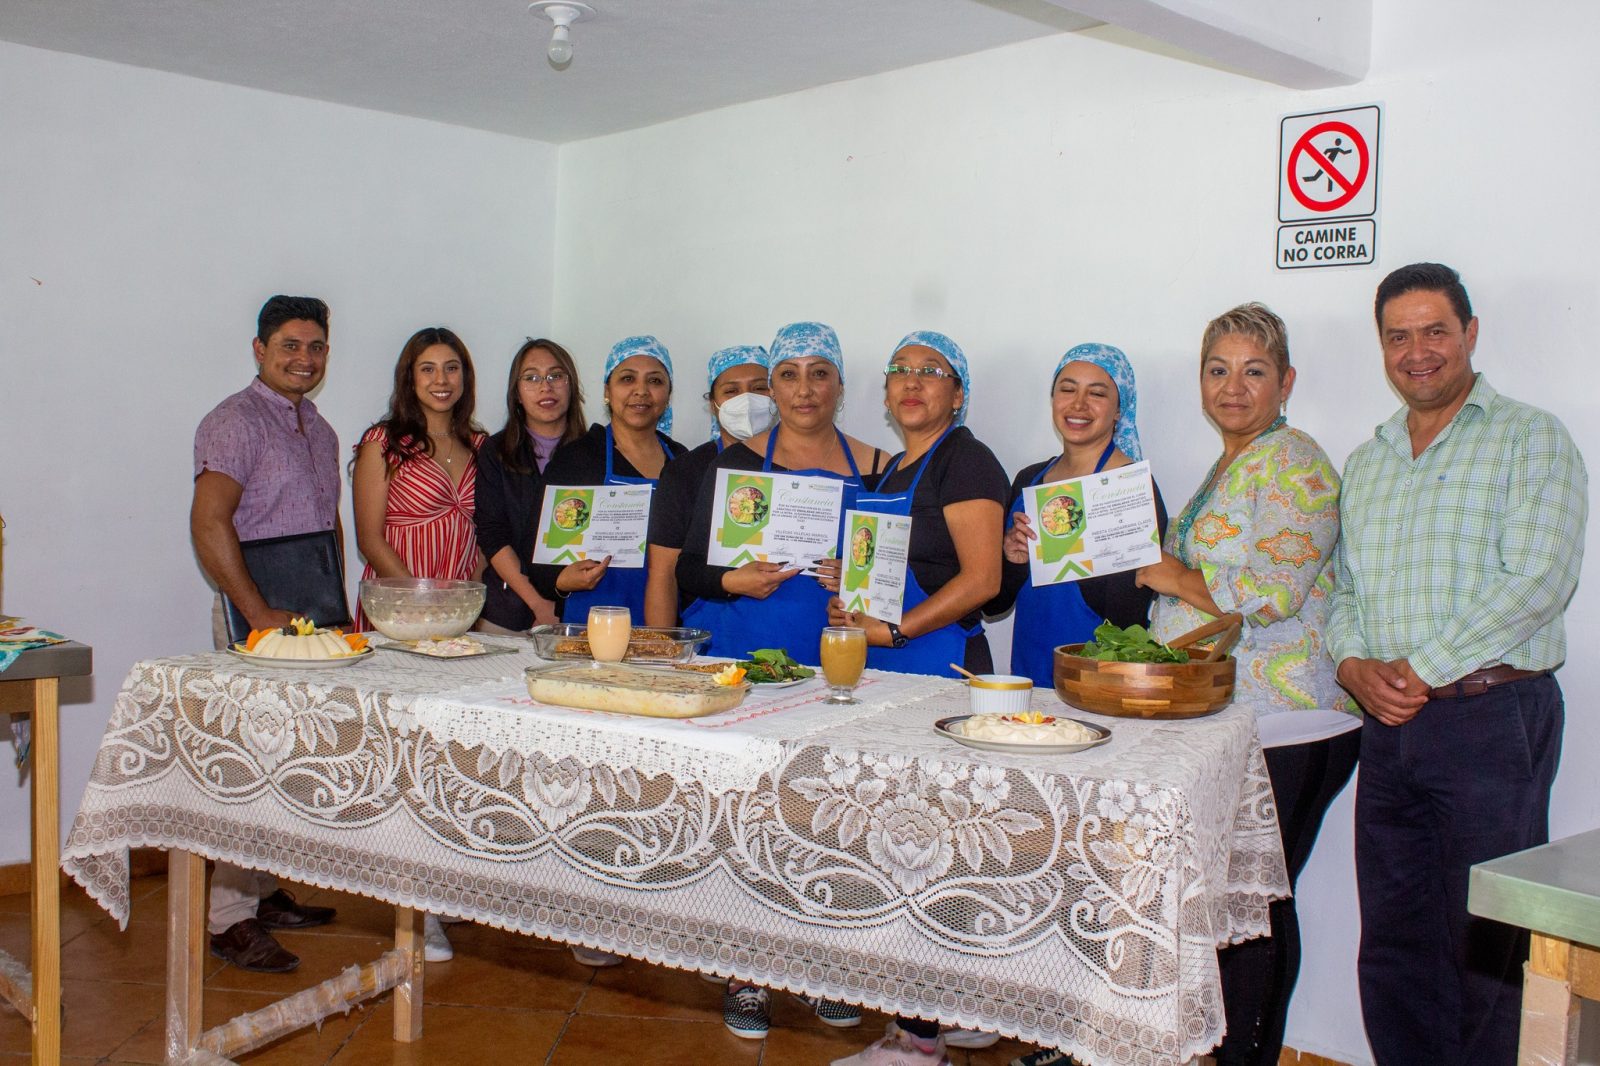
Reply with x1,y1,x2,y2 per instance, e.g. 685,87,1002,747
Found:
644,345,776,627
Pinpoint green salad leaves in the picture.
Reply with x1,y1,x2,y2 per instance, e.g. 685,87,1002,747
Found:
740,648,817,684
1077,620,1188,664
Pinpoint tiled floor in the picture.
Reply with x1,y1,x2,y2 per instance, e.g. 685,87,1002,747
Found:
0,874,1045,1064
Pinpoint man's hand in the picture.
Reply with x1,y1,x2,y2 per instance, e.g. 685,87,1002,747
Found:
252,608,295,632
1336,656,1429,725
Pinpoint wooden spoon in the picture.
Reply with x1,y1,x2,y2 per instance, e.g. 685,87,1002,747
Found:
949,662,979,681
1167,613,1244,662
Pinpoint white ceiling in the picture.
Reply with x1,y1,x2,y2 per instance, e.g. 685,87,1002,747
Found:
0,0,1103,143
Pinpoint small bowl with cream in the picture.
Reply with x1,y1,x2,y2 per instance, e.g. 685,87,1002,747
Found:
967,673,1033,716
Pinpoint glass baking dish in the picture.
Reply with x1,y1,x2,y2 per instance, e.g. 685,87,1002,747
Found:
524,663,749,718
526,623,711,665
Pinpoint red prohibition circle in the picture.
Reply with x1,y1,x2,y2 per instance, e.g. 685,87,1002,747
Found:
1287,120,1370,212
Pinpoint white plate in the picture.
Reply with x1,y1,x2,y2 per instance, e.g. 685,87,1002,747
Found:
227,646,375,669
375,640,521,660
934,714,1111,755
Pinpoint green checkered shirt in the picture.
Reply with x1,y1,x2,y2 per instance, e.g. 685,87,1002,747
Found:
1328,374,1587,688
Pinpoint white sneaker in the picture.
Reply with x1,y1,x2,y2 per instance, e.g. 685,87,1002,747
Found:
942,1027,999,1049
423,914,453,962
831,1022,951,1066
570,944,625,967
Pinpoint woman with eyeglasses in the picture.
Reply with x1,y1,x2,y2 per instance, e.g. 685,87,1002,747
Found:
677,322,889,655
644,344,775,627
473,338,587,633
828,331,1008,678
985,344,1167,688
530,336,687,628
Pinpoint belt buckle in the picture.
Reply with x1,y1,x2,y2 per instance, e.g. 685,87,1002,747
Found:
1458,675,1492,697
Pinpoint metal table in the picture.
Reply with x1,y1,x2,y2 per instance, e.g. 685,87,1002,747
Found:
0,639,92,1066
1470,827,1600,1065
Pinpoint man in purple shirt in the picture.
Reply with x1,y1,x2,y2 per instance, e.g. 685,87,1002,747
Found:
189,295,342,972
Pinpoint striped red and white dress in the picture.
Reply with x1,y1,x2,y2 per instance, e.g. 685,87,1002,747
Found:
354,425,488,630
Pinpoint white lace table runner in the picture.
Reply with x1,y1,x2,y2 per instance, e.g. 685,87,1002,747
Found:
409,671,932,792
62,654,1287,1065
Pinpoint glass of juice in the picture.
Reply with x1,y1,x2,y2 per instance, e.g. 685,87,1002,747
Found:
587,606,631,665
819,626,867,704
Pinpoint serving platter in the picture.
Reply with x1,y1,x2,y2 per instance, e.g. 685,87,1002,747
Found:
934,714,1111,755
227,647,375,669
374,640,521,660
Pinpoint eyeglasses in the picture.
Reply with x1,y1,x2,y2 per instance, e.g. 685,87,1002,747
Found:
519,370,570,387
883,364,956,381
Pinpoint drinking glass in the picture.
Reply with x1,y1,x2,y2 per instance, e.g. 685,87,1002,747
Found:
587,606,631,665
819,626,867,704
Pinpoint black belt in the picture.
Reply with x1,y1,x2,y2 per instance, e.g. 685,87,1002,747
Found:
1428,665,1549,700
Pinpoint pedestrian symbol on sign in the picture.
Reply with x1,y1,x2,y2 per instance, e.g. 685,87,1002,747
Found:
1301,137,1354,193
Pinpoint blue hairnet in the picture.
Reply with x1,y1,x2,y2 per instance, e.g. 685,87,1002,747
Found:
605,335,674,434
706,345,769,438
769,322,843,383
890,330,971,426
1052,343,1143,461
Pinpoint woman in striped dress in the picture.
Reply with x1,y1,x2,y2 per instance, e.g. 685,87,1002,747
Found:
352,325,488,623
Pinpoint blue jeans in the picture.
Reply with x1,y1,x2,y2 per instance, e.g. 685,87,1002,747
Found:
1356,674,1563,1066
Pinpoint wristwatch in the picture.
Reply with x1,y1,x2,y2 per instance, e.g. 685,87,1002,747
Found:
886,622,909,648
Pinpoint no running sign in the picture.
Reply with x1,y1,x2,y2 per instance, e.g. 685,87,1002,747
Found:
1279,105,1380,222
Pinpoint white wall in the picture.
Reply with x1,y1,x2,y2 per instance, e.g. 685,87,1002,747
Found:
551,2,1600,1061
0,43,558,861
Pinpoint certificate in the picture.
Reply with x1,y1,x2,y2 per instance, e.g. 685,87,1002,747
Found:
1022,461,1160,585
531,483,653,568
839,510,911,624
706,469,845,568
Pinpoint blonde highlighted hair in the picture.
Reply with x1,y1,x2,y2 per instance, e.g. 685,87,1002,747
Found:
1200,302,1290,377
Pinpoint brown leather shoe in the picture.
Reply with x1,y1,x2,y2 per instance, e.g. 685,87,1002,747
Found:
209,918,299,973
256,888,337,930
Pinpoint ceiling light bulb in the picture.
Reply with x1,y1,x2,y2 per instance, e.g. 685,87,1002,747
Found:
548,24,572,64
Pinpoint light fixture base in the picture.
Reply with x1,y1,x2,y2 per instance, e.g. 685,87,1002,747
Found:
528,1,594,28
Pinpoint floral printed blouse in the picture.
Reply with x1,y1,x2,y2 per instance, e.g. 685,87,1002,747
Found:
1150,425,1354,717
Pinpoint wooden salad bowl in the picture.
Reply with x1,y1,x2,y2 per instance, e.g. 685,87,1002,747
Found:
1052,615,1242,720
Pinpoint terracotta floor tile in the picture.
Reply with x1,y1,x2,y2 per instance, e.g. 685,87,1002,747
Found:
109,984,370,1065
0,977,163,1059
551,1014,762,1066
0,881,112,958
61,881,225,986
579,959,725,1022
328,999,567,1065
761,1020,883,1063
421,925,592,1011
964,1036,1038,1065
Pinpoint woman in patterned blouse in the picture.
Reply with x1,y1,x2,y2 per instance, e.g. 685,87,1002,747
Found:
1135,303,1359,1066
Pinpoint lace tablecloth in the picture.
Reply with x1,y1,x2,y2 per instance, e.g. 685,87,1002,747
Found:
63,643,1287,1064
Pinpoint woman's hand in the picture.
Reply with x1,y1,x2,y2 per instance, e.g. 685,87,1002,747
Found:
722,561,798,600
556,556,610,593
811,557,843,594
828,598,892,646
1003,513,1036,564
1135,551,1191,596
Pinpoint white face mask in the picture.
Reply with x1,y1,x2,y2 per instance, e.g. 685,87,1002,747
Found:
715,392,778,440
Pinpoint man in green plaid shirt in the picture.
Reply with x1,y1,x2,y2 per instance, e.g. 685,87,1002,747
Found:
1329,262,1587,1066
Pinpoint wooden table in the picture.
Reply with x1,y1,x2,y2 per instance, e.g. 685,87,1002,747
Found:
0,639,92,1066
1469,827,1600,1065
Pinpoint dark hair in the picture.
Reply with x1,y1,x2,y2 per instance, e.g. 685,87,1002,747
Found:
256,295,329,343
371,327,481,470
498,338,587,472
1374,262,1473,329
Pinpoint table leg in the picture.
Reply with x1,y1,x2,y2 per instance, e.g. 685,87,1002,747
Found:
165,849,206,1063
1519,933,1581,1066
29,676,60,1066
393,906,424,1041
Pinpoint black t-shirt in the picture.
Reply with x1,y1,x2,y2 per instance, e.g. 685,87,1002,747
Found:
474,427,547,630
676,439,888,603
530,423,686,601
986,457,1168,627
869,427,1009,621
649,438,722,551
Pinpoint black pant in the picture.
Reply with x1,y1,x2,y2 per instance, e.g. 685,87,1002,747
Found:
1356,675,1563,1066
1214,726,1361,1066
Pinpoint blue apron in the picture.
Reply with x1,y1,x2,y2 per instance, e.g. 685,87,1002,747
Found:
563,425,673,624
858,426,982,676
682,426,862,659
1007,441,1115,687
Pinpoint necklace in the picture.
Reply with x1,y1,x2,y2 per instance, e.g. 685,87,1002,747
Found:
1172,414,1287,567
430,432,457,466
